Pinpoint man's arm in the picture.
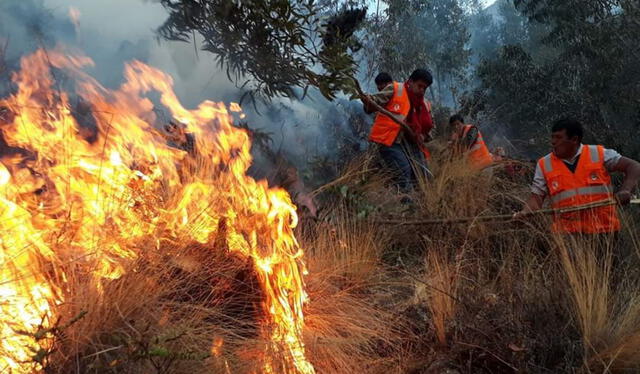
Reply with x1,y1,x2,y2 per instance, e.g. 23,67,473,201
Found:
610,156,640,205
513,193,544,220
422,104,435,141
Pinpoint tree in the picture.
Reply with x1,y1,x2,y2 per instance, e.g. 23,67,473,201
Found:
371,0,473,106
157,0,367,102
468,3,500,62
471,0,640,158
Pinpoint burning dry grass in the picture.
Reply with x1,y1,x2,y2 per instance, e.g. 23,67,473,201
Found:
3,48,640,374
0,47,412,374
50,242,267,373
38,209,409,374
0,48,319,373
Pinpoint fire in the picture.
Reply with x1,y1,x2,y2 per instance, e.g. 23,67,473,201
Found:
0,48,315,373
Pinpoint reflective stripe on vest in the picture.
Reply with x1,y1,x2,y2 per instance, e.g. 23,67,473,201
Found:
469,133,485,151
589,145,600,163
543,145,600,173
543,154,553,172
549,184,614,205
539,144,620,233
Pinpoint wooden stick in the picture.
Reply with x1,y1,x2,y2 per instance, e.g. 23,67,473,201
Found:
311,168,373,196
378,199,640,226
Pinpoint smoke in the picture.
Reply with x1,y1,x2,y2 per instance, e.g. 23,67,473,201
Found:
0,0,367,185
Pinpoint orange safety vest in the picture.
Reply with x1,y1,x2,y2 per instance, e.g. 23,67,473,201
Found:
459,125,493,169
539,144,620,233
369,82,411,146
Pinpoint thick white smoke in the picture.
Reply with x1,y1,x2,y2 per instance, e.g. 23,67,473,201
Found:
0,0,368,185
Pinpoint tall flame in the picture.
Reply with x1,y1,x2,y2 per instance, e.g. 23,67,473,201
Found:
0,48,314,373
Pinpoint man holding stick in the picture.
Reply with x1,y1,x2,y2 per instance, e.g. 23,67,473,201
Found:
361,69,434,192
515,118,640,234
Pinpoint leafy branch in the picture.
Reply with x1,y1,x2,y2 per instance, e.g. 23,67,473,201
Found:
158,0,367,102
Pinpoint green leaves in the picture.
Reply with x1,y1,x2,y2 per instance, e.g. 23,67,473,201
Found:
335,183,376,218
372,0,473,104
11,311,88,369
158,0,367,102
472,0,640,158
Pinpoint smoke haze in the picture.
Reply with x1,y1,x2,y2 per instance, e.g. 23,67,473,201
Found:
0,0,367,185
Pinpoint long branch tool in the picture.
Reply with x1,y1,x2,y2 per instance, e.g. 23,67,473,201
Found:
378,199,640,226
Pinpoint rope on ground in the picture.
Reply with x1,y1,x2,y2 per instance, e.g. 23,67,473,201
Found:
377,199,639,226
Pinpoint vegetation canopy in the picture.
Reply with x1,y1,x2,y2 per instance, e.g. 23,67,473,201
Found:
158,0,367,102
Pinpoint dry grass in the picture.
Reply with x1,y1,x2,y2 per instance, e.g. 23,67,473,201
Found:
556,236,614,357
32,195,409,373
361,149,640,373
302,210,410,373
48,240,266,373
553,234,640,373
304,208,387,285
9,141,640,373
416,249,461,347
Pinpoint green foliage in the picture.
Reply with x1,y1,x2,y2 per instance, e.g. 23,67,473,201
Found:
158,0,367,102
86,328,209,374
333,184,376,219
368,0,474,105
14,311,87,370
471,0,640,158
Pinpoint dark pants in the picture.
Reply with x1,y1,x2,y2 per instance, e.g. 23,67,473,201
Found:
378,140,429,192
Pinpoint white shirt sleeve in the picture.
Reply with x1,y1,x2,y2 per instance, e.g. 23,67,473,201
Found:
603,148,622,171
530,163,548,196
530,148,621,196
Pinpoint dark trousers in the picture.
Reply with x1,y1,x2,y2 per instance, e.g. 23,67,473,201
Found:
378,140,429,192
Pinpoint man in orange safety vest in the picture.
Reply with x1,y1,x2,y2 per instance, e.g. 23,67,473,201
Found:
515,118,640,234
362,70,434,192
449,114,493,170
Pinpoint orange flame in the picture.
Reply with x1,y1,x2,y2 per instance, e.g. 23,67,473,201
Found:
0,48,315,373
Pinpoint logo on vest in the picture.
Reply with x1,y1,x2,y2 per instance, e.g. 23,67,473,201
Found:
551,181,559,190
590,173,598,181
392,104,400,111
